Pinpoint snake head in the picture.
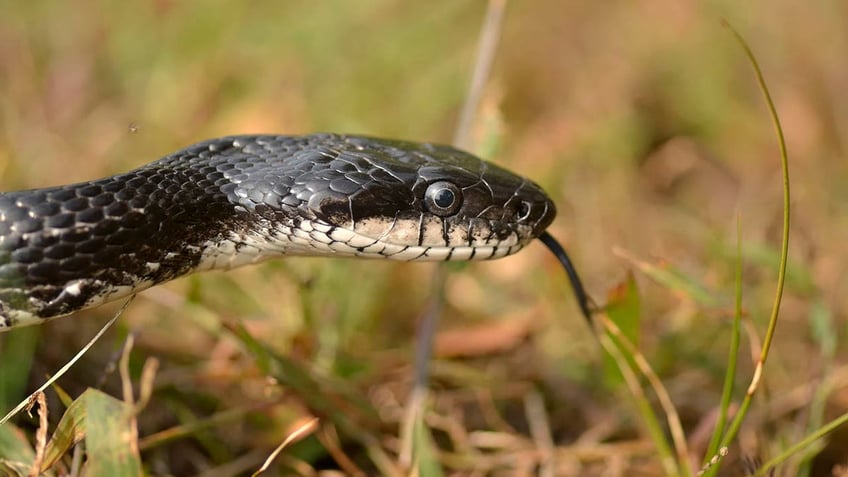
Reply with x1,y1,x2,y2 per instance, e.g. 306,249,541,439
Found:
245,135,557,261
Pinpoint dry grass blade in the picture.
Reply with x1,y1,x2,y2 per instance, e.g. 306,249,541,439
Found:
0,297,134,427
251,417,319,477
117,333,159,457
317,424,368,477
132,358,159,415
600,314,692,476
400,386,429,467
27,392,47,477
452,0,507,149
597,330,678,476
524,390,555,477
119,334,136,407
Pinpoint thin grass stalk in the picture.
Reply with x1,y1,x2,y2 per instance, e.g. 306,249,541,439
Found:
139,405,270,450
754,410,848,476
796,301,839,476
703,214,744,463
402,0,507,471
713,21,791,463
453,0,506,149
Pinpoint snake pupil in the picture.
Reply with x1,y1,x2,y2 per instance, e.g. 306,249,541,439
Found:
434,189,455,208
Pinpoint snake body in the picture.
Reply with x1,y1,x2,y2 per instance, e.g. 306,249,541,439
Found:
0,134,556,330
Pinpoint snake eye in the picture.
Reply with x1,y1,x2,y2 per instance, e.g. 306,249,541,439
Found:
424,181,463,216
517,201,532,221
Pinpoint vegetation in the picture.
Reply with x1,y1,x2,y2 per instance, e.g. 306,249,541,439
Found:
1,1,846,475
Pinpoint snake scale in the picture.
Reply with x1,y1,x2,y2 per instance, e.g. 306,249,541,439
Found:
0,134,559,330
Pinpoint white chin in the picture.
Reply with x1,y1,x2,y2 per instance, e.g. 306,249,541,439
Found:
196,219,527,269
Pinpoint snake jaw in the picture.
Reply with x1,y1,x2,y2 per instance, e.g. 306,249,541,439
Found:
194,215,528,267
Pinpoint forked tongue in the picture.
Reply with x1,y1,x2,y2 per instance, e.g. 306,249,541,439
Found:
538,231,594,324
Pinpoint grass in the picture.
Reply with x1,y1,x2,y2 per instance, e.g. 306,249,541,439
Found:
1,1,848,475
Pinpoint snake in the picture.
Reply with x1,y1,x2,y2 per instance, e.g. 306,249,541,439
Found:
0,133,566,330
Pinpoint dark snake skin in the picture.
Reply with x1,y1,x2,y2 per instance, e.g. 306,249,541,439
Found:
0,134,556,329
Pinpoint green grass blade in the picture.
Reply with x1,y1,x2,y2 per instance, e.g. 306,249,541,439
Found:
795,299,836,477
40,389,142,475
614,247,722,307
84,389,143,477
0,423,37,476
754,410,848,476
40,395,86,470
703,214,743,465
602,272,641,386
0,327,39,413
411,403,445,477
712,21,791,466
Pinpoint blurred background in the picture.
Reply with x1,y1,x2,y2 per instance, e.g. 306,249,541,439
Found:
0,1,846,475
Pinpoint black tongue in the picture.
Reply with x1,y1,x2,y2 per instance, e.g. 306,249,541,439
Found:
538,231,594,324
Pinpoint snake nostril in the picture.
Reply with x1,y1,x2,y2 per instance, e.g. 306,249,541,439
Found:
516,201,532,221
